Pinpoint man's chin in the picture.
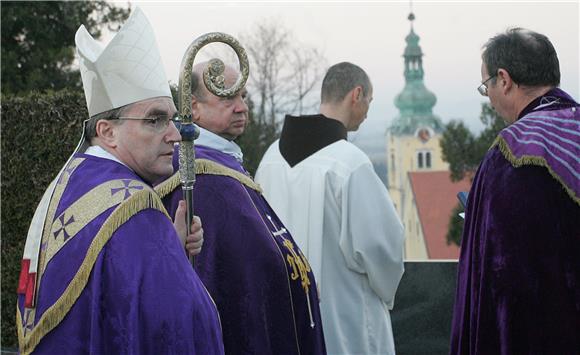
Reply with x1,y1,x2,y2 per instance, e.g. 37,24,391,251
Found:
159,164,176,179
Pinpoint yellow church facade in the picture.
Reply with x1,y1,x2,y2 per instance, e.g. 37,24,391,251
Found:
385,11,464,260
387,129,448,259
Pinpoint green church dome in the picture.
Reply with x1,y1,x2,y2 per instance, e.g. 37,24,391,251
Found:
390,12,444,136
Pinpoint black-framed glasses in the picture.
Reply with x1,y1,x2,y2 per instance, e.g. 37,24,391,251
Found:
115,114,180,133
477,75,496,97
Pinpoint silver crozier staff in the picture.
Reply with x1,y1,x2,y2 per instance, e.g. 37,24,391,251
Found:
177,32,250,266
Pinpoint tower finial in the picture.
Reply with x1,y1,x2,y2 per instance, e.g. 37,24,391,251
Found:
408,0,415,29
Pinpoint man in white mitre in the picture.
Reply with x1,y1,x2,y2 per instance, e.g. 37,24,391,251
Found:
16,8,224,354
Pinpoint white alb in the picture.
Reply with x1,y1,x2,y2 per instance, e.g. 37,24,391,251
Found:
256,139,405,355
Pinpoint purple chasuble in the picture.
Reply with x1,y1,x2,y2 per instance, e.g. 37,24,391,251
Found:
160,145,326,355
449,89,580,354
17,154,224,354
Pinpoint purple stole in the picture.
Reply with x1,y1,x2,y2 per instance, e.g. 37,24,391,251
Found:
156,145,326,355
495,101,579,203
17,154,224,354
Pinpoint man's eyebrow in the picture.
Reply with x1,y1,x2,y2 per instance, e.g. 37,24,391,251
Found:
144,107,173,116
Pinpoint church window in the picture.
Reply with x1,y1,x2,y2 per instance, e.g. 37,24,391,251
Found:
417,152,423,168
426,152,432,168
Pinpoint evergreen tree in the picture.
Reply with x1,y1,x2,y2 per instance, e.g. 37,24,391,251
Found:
441,103,505,245
1,1,130,94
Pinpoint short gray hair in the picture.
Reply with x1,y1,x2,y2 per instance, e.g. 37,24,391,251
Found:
85,107,124,140
483,28,560,87
321,62,371,103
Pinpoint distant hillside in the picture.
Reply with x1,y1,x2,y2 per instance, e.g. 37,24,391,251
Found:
350,124,389,186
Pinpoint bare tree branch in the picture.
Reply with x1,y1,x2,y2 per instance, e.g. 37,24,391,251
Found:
240,20,327,127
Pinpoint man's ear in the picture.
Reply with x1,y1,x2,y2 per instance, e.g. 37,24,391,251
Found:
497,68,513,95
191,95,201,122
95,120,118,148
351,86,363,103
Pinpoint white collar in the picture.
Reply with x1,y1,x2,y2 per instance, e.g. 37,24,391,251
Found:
85,145,130,168
196,127,244,163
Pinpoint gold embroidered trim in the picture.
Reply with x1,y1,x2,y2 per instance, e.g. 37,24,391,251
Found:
493,136,579,206
42,179,148,272
18,189,170,355
20,307,36,340
36,158,85,306
155,158,262,198
154,171,182,199
16,307,23,349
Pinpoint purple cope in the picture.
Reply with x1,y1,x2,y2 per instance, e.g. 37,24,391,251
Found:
449,88,580,354
159,144,327,355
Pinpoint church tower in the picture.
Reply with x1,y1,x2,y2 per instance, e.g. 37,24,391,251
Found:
386,11,449,258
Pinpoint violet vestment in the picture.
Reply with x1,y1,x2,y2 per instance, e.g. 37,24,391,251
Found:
17,152,224,354
450,88,580,354
156,134,326,355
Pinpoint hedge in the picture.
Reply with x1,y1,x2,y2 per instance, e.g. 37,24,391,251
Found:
1,89,88,347
1,89,277,348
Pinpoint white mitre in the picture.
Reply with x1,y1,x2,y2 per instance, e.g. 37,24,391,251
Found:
18,7,172,309
75,7,171,117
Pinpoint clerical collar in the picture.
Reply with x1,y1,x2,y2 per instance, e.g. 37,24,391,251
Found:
518,87,578,119
85,145,129,168
279,114,347,167
195,126,244,163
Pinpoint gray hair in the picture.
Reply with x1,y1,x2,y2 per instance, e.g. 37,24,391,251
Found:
321,62,371,103
85,107,123,140
482,28,560,87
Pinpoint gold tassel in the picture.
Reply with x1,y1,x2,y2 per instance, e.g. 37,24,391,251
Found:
155,158,262,199
494,137,579,206
20,189,169,354
16,307,24,351
155,173,182,199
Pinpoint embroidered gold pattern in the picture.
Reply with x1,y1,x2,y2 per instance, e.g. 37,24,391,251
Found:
21,308,35,337
43,179,147,267
16,308,23,348
37,158,85,292
283,239,312,294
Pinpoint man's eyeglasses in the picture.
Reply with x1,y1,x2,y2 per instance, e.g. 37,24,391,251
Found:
115,115,180,133
477,75,496,97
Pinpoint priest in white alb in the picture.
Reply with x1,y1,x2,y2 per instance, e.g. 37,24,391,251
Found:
256,62,405,355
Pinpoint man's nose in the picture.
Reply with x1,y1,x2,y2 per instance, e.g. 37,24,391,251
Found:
234,95,249,113
166,120,182,143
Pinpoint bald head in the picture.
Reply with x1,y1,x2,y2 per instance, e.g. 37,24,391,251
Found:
191,61,242,102
190,61,249,140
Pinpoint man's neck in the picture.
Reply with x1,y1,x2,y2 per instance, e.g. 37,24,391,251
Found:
514,85,554,119
195,127,244,163
86,144,128,168
319,103,349,130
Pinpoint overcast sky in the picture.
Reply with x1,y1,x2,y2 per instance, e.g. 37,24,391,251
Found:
125,1,579,136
